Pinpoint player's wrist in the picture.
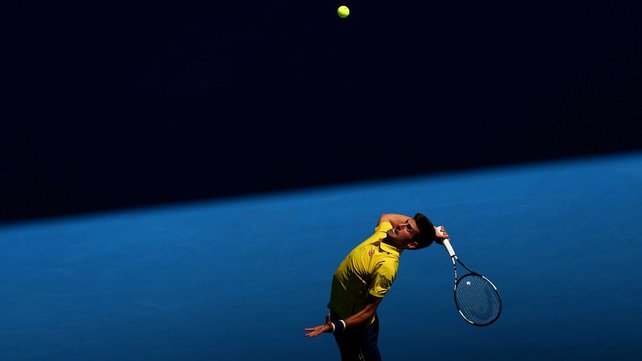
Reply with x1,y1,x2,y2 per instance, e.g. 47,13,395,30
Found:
330,320,346,334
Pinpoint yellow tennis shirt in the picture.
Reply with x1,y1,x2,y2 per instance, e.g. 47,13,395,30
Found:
328,221,402,325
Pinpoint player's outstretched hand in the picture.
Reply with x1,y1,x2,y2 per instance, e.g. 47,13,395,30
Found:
304,314,333,338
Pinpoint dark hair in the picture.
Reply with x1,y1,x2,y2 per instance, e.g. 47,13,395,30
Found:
413,213,436,249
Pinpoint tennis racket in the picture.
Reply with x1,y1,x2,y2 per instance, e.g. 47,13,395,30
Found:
437,227,502,327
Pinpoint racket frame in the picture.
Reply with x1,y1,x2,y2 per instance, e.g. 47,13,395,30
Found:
440,237,502,327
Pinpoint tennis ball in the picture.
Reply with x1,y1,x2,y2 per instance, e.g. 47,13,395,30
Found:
337,5,350,19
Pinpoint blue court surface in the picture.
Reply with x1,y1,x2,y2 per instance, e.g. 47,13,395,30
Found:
1,151,641,361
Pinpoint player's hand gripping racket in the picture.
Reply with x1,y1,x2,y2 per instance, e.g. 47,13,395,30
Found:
437,227,502,326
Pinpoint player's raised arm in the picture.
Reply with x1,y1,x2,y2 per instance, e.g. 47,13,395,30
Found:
378,214,411,228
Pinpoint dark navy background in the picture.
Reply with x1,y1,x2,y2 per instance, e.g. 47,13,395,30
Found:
4,1,641,222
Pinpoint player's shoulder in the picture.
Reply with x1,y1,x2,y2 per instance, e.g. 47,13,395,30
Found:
374,221,392,234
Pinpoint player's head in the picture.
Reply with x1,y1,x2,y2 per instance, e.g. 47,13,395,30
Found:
385,213,437,250
410,213,437,250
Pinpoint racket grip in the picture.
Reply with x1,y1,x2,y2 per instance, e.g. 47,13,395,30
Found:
436,226,456,257
441,238,456,258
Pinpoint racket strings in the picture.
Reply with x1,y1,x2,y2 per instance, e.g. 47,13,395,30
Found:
455,275,501,325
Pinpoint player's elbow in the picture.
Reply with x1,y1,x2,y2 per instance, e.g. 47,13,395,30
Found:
364,306,377,318
378,214,391,225
364,296,383,314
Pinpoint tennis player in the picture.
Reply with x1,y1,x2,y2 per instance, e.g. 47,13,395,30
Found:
304,213,448,361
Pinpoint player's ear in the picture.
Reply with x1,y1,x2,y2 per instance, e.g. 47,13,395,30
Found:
407,241,419,250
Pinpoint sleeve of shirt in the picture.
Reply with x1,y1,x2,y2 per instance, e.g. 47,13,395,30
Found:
368,261,397,298
374,221,392,235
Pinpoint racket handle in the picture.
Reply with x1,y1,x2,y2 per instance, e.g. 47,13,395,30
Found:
441,238,456,258
436,226,456,257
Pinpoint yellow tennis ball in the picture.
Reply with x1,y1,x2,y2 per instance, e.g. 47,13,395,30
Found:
337,5,350,19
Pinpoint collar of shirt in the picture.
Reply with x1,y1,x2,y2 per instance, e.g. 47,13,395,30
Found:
378,239,403,256
374,221,403,256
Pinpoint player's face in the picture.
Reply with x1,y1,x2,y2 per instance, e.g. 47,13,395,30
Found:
387,217,420,247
